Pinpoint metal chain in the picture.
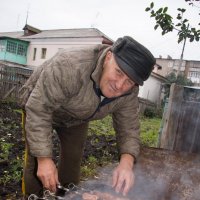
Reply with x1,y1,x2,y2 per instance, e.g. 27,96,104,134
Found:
28,193,46,200
27,183,79,200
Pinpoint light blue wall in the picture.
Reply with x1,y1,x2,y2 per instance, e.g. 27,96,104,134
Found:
0,38,29,65
0,39,6,60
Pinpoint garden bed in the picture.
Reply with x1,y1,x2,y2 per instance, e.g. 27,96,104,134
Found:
0,102,118,199
0,102,161,199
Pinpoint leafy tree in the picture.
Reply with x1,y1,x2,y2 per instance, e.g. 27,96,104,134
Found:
145,1,200,43
163,72,194,98
166,72,193,85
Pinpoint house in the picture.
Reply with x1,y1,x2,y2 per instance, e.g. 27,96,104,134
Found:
0,24,167,105
155,58,200,86
0,24,113,67
138,71,167,105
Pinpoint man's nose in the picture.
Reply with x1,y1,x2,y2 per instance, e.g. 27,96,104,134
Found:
115,78,125,90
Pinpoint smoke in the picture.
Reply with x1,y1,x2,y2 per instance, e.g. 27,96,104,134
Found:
65,148,200,200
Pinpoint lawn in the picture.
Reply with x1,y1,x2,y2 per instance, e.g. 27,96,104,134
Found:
89,115,161,147
140,117,161,147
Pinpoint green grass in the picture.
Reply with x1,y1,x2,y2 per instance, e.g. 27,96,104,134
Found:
140,117,161,147
81,156,98,179
88,116,115,136
81,115,161,179
89,115,161,147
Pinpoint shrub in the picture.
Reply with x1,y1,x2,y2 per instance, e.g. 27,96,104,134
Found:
143,107,156,118
143,107,163,118
155,107,163,118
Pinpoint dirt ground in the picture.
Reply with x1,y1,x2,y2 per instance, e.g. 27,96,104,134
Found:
0,102,118,199
0,102,24,199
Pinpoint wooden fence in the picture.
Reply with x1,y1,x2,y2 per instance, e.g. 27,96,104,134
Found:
159,84,200,153
0,64,33,100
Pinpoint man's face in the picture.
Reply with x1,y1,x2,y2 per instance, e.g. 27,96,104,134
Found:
99,51,135,98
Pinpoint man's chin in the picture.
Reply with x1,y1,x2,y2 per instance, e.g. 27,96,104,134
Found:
101,91,113,98
103,92,121,98
101,88,123,98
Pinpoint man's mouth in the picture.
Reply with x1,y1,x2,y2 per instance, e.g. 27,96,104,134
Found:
109,83,117,93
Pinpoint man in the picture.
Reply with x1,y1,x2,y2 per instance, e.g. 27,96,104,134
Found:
19,36,155,198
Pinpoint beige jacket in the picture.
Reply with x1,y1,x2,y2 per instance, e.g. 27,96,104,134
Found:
20,44,140,159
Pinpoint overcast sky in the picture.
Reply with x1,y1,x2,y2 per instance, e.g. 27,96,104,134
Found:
0,0,199,60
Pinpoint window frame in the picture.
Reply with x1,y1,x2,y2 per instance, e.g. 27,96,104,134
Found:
6,41,17,54
33,48,37,61
41,48,47,59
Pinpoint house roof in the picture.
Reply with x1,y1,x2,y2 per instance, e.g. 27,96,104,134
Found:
23,24,41,34
156,57,200,63
0,26,113,45
0,36,30,43
20,28,111,39
0,31,24,38
151,71,168,82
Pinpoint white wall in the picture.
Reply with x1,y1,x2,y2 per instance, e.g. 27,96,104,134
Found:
139,75,162,104
26,37,103,67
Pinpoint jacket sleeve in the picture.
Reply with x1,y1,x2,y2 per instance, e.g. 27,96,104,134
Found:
112,88,140,160
25,52,73,157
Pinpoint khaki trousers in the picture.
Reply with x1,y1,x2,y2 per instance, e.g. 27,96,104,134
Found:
22,122,88,197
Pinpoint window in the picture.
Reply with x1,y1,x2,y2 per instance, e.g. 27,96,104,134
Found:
17,44,26,56
0,40,5,52
41,48,47,59
6,41,17,54
188,71,200,78
33,48,37,60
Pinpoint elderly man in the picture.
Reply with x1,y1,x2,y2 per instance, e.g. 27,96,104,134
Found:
20,36,155,198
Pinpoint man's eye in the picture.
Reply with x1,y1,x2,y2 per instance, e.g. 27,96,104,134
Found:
116,69,122,75
126,80,134,86
128,80,133,85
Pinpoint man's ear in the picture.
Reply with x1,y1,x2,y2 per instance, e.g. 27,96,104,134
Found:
105,51,112,62
103,51,112,69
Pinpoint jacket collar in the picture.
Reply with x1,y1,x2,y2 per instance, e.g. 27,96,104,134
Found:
90,46,111,87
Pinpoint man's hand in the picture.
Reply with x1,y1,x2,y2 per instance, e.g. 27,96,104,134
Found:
37,157,59,193
112,154,135,196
